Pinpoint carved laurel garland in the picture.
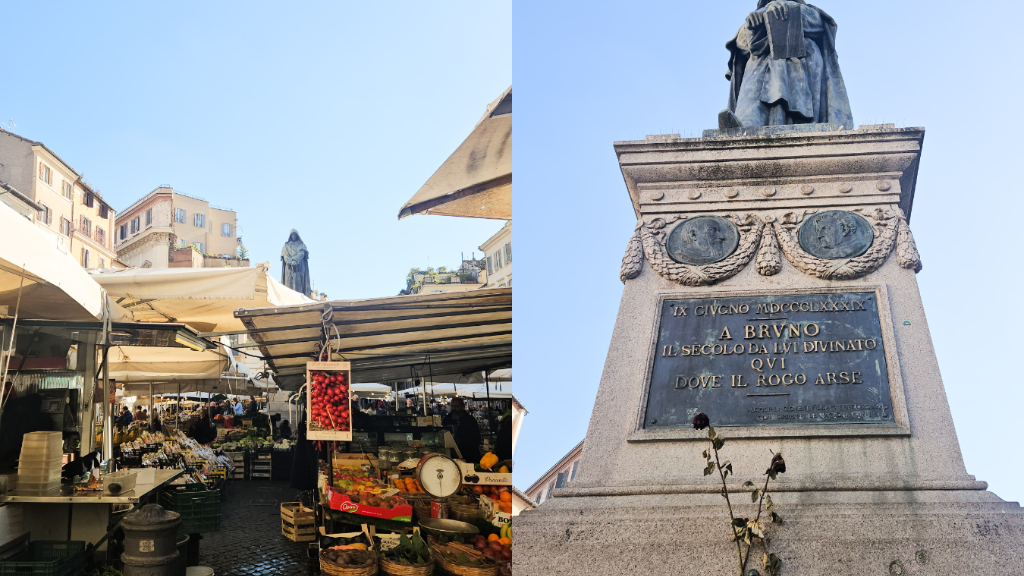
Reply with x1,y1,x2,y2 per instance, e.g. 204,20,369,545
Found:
636,215,764,287
621,207,923,285
772,209,899,280
619,221,645,283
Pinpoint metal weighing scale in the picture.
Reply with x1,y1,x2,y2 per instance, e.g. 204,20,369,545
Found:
415,453,462,519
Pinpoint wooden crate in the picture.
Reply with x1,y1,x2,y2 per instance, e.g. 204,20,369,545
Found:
282,521,316,542
281,502,315,524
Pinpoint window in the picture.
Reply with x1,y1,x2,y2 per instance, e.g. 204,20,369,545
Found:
129,218,137,234
194,213,205,228
84,192,94,208
39,163,52,185
178,238,186,249
96,227,106,245
79,216,92,237
504,242,512,264
98,257,105,269
569,460,579,481
81,248,90,268
145,209,152,227
545,482,555,500
174,208,186,223
192,242,205,253
99,204,109,219
119,224,127,240
38,204,52,226
60,218,71,237
494,250,503,271
486,256,493,275
61,181,72,199
221,223,232,237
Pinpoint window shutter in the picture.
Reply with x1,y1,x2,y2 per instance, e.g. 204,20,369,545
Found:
39,163,43,179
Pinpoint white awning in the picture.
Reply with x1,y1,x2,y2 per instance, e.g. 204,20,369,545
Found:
0,201,128,322
398,383,512,400
108,346,232,382
399,86,512,220
90,264,313,333
121,378,275,397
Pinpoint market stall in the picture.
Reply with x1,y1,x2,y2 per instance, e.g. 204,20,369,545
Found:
234,288,514,575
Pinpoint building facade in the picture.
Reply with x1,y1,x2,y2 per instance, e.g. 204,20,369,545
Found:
481,221,512,288
524,440,583,506
401,258,487,295
115,186,245,269
0,129,118,268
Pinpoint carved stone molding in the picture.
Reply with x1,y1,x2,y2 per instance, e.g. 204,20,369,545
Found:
621,208,922,285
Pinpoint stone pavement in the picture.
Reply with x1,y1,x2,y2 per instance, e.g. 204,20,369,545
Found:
198,480,312,576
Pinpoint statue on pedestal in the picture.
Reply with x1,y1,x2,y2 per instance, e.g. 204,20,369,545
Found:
719,0,853,129
281,230,311,296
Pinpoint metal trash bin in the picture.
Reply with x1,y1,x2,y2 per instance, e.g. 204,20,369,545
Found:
121,504,182,576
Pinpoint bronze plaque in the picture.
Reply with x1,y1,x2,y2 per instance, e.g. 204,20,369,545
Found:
666,216,739,265
644,292,895,429
797,210,874,260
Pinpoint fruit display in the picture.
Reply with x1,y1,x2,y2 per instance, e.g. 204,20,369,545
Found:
431,541,501,575
392,477,425,494
324,485,413,521
472,485,514,515
473,533,512,563
306,361,353,441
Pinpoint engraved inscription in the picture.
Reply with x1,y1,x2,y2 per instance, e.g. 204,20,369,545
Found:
644,292,895,428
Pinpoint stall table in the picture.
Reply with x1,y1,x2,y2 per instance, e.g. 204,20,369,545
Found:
0,469,184,548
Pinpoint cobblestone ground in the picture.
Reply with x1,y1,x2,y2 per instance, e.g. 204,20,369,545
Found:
198,480,312,576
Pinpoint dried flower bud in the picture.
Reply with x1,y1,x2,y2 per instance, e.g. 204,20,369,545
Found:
692,413,710,430
771,454,786,474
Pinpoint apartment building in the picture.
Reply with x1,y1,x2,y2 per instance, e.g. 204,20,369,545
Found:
115,186,244,269
0,129,118,268
481,221,512,288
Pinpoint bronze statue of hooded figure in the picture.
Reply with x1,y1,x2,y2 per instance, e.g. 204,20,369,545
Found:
281,229,311,296
720,0,853,130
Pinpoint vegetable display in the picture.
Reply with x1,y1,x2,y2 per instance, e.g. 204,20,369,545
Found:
381,531,431,565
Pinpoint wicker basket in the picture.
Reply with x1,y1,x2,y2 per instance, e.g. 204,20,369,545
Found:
378,555,434,576
320,549,378,576
431,543,498,576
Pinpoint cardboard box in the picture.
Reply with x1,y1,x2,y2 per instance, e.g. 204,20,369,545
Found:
479,497,512,528
307,361,353,441
323,486,412,522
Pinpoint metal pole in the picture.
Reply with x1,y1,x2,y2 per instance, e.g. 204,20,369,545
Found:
102,344,112,462
149,383,153,429
176,382,181,431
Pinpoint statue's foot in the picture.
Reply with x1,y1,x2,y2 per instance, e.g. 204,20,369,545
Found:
718,109,743,130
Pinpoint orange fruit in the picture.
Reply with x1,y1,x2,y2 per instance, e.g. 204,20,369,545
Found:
487,534,500,542
500,492,512,503
499,537,512,547
473,486,484,495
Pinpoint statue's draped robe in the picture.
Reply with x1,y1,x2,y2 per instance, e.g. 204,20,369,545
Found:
281,230,311,296
726,1,853,128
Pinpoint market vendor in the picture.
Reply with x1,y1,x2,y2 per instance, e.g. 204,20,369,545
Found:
442,397,481,463
246,395,259,415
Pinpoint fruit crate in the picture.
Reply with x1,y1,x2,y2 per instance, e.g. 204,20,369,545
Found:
281,519,316,543
160,484,221,534
0,535,86,576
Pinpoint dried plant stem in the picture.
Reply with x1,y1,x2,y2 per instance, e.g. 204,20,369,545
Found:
712,442,745,576
742,474,773,572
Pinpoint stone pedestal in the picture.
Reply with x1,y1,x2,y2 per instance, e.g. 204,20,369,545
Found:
517,126,1024,575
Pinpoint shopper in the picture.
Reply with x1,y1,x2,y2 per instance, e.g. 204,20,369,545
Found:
233,399,244,416
246,396,259,415
119,407,133,427
151,411,163,433
495,410,513,461
279,419,292,439
442,398,481,463
188,413,217,444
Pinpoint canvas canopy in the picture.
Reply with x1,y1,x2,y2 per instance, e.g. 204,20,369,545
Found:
121,378,276,397
108,346,233,382
0,201,128,322
398,86,512,220
398,383,512,400
235,288,512,390
91,265,312,333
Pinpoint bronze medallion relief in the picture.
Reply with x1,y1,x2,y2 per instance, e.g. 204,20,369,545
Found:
666,216,740,265
797,210,874,260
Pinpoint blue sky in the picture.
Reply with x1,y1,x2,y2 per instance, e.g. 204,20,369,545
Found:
515,0,1024,504
1,1,507,298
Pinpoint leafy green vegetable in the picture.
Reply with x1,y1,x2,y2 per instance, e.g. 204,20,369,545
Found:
382,531,431,565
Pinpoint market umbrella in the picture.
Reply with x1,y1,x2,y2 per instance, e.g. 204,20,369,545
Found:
398,86,512,220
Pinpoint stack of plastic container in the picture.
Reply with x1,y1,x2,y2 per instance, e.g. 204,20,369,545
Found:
16,431,63,493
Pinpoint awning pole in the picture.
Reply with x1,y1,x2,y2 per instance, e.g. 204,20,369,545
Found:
101,344,112,461
149,383,154,428
177,382,181,429
0,274,26,421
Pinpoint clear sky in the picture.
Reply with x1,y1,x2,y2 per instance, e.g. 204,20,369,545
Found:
1,1,508,298
515,0,1024,504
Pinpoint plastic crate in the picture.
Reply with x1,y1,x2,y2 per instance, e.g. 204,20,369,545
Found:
0,536,86,576
160,485,221,534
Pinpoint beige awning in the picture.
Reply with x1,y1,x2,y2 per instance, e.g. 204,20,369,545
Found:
235,288,512,390
398,86,511,220
91,264,312,333
108,346,232,382
0,201,129,322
